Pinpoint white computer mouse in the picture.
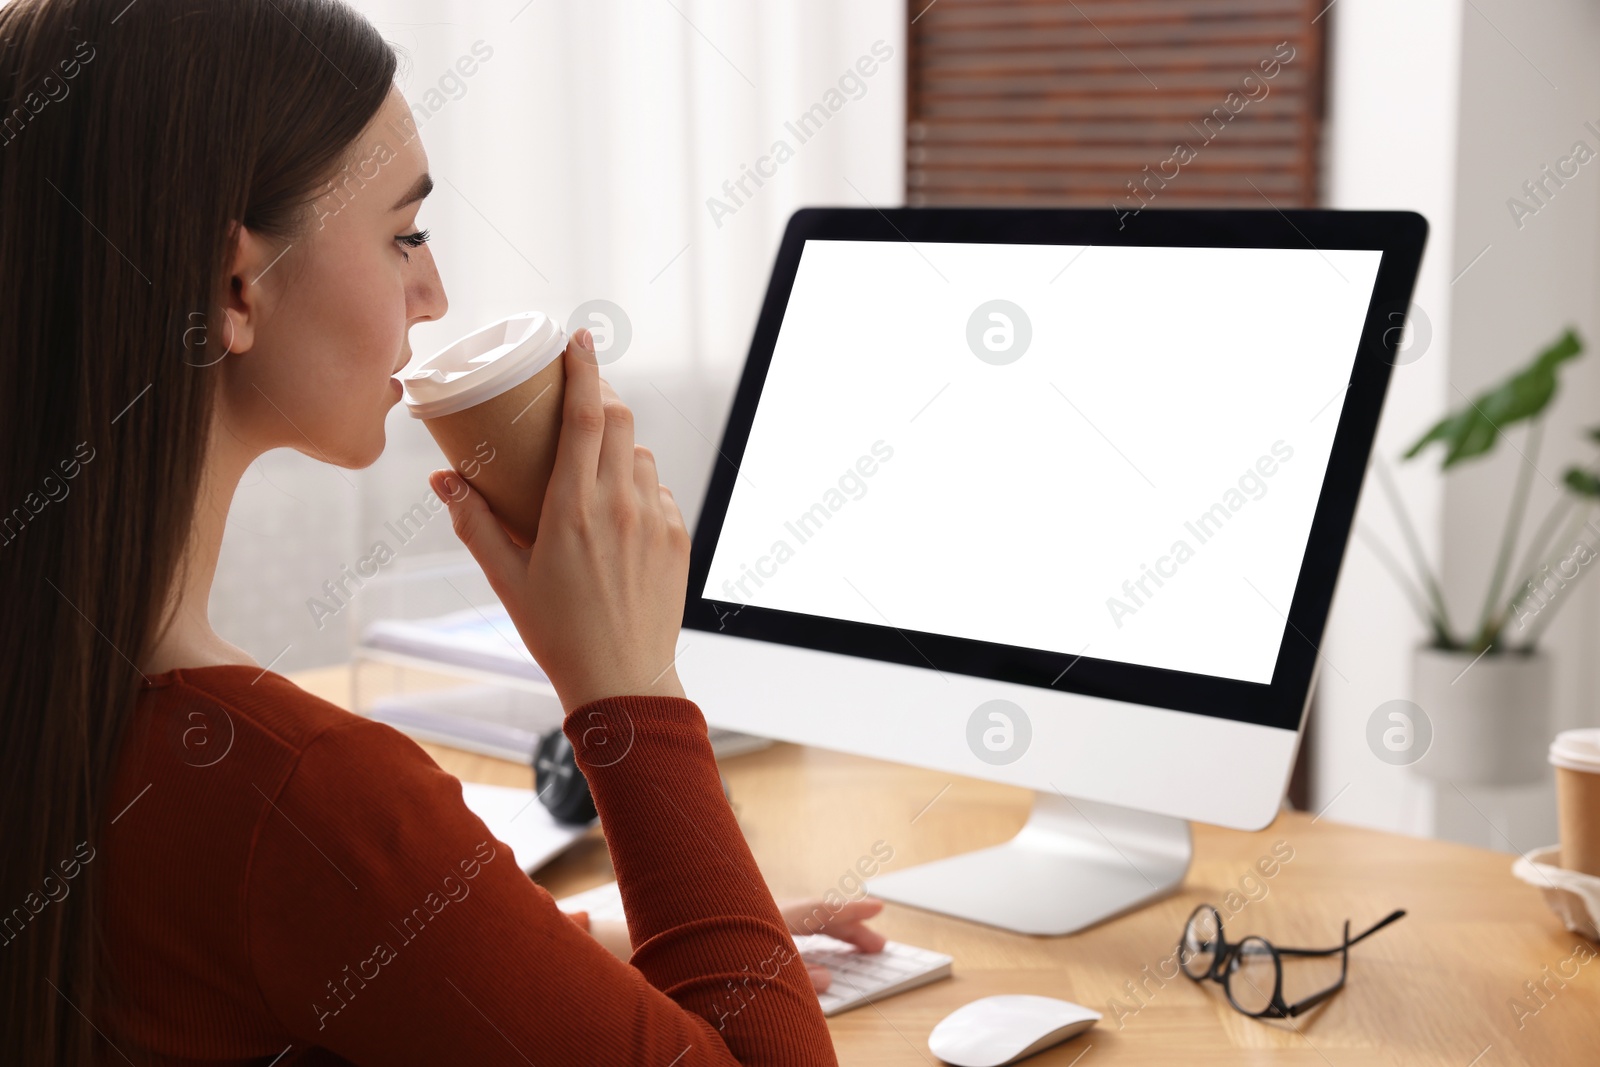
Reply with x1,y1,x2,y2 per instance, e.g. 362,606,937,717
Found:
928,994,1101,1067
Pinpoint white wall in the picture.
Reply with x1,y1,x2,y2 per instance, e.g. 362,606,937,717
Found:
1317,0,1600,850
1314,0,1464,837
1432,0,1600,849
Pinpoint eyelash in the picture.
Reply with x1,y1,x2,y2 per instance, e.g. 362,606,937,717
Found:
396,228,431,261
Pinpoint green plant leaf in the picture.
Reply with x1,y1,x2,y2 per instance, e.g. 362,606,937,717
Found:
1404,328,1583,469
1565,468,1600,497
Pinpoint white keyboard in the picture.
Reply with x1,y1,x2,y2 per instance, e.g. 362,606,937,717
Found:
555,881,952,1016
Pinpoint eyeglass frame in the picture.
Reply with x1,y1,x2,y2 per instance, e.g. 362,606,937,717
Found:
1177,903,1407,1019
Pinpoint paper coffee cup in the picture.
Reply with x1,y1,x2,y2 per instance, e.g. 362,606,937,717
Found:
1550,728,1600,878
401,310,569,545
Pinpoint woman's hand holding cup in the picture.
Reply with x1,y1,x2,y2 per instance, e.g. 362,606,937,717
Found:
430,329,691,714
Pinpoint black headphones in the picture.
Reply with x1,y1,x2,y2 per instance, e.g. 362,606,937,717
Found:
533,730,598,825
533,729,735,825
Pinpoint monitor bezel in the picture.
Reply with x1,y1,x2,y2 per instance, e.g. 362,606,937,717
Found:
681,207,1428,732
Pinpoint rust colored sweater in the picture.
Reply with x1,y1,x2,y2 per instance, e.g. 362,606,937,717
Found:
101,666,837,1066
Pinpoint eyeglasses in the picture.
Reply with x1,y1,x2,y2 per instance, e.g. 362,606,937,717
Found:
1178,904,1406,1019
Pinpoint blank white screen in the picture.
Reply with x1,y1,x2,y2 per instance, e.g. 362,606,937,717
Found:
703,239,1383,684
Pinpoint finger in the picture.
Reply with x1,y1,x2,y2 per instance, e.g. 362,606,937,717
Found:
431,469,524,583
596,381,636,506
545,331,603,512
803,897,883,933
658,484,687,535
825,898,885,924
824,922,887,954
806,964,832,994
633,445,660,511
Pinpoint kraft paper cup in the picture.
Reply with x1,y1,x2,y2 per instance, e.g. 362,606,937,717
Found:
1551,729,1600,878
401,311,568,545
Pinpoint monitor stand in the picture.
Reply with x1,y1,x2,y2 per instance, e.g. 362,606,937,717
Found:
864,791,1191,936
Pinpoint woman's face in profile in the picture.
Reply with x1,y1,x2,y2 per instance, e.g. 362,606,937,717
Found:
221,85,448,468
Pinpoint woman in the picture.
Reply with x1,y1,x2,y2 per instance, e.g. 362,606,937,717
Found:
0,1,879,1063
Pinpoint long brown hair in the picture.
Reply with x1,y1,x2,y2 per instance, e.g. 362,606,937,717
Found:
0,1,396,1059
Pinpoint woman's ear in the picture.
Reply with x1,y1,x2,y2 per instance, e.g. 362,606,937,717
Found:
215,220,286,359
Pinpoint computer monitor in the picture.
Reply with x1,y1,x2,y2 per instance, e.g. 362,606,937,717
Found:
676,207,1428,935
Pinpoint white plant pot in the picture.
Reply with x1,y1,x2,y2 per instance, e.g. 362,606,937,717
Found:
1408,647,1551,787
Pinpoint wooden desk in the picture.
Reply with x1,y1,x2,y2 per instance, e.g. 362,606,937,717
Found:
293,665,1597,1065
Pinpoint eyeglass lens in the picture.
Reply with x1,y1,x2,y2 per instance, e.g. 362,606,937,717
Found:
1226,936,1278,1016
1180,906,1220,979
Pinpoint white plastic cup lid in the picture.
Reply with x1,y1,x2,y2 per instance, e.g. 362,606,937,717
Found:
401,310,567,420
1550,728,1600,773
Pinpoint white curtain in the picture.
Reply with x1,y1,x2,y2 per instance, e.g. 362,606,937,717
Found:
216,0,907,671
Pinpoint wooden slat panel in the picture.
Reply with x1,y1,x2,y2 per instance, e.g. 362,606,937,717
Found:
911,146,1307,169
910,193,1301,210
916,0,1308,31
917,71,1310,100
915,95,1308,122
910,174,1305,197
916,25,1304,52
911,117,1306,144
906,0,1325,209
920,46,1312,75
917,22,1307,54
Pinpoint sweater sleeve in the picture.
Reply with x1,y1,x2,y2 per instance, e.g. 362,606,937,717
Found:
564,696,836,1059
244,699,836,1067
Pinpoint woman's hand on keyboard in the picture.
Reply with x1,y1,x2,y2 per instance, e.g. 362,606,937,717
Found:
778,896,887,993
